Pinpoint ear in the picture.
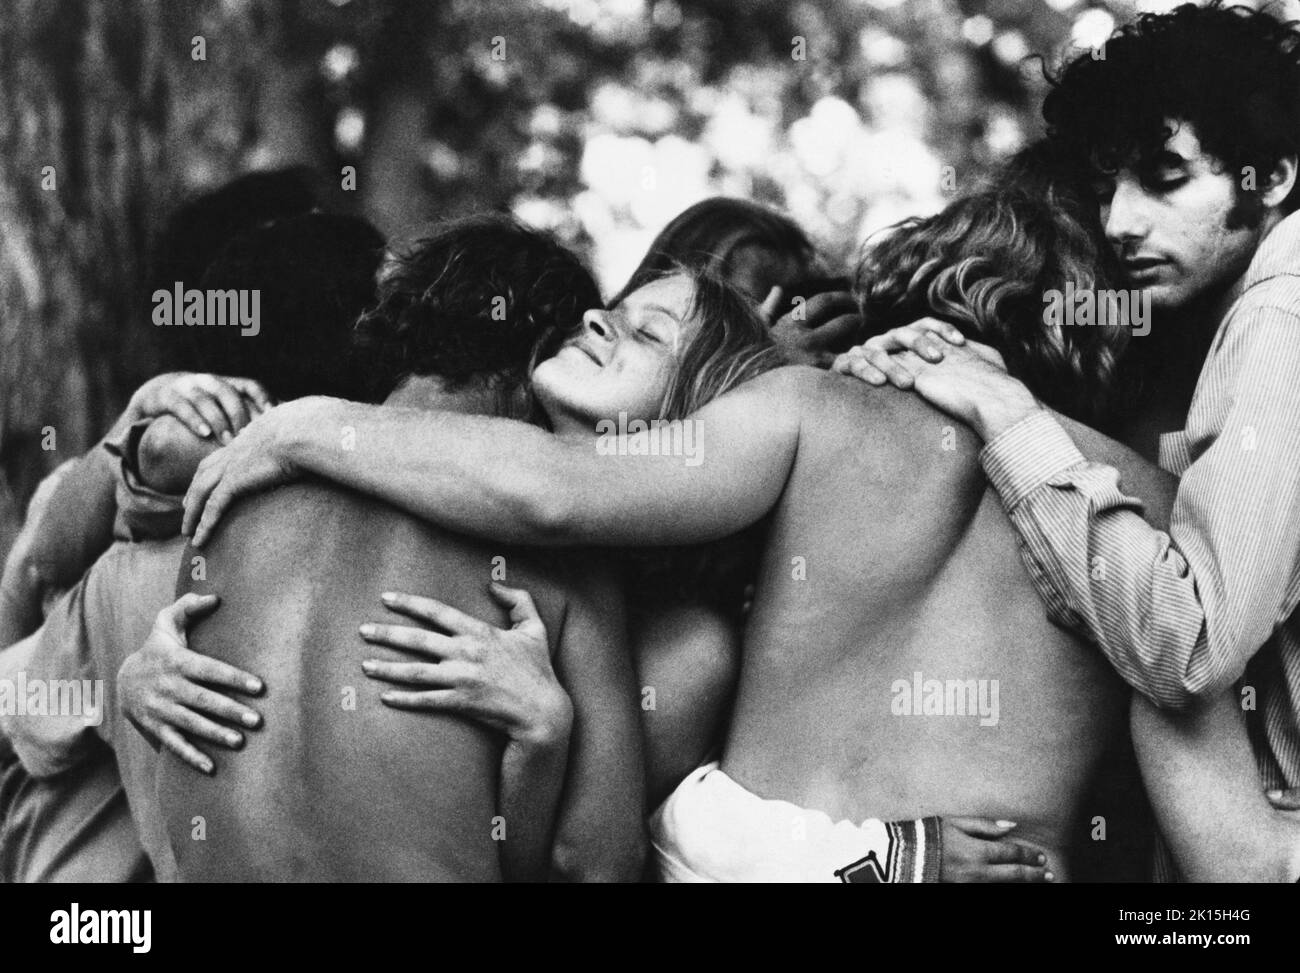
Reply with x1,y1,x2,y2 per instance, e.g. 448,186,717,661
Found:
1261,153,1298,208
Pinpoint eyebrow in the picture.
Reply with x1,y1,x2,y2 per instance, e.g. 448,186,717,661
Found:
638,303,678,320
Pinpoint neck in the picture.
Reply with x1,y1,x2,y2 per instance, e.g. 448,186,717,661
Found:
548,409,596,444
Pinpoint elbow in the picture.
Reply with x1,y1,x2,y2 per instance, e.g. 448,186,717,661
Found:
1168,653,1247,713
550,830,647,884
136,424,184,493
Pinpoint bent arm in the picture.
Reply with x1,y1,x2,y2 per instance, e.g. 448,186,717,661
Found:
137,415,220,494
982,313,1300,708
274,373,802,547
0,452,116,646
1132,690,1300,882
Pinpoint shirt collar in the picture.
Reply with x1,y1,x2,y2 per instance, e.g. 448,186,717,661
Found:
1244,208,1300,288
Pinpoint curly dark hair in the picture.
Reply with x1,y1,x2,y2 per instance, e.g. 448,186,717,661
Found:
353,215,601,402
857,188,1124,426
1043,2,1300,217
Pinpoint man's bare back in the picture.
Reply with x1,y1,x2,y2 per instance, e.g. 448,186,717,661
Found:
156,482,580,881
720,367,1176,879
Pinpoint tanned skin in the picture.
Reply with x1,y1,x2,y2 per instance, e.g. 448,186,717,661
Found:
160,386,644,883
186,364,1178,878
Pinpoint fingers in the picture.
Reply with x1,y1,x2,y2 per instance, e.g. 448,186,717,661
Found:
946,816,1018,840
163,396,217,441
174,679,262,729
361,659,461,687
177,650,263,696
1267,788,1300,811
378,688,466,712
379,590,490,636
909,316,966,346
982,842,1048,867
983,863,1054,883
359,621,454,658
183,453,226,540
865,325,946,364
155,723,215,776
488,582,544,636
834,347,912,388
157,593,221,638
223,377,274,416
187,463,237,548
170,384,235,443
192,485,234,548
155,698,245,750
195,376,253,442
759,286,783,323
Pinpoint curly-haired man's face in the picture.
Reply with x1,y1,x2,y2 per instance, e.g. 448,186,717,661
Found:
1094,121,1267,314
531,273,698,436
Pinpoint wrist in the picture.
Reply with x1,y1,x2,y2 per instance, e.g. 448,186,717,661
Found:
515,693,573,749
277,397,343,472
973,381,1040,443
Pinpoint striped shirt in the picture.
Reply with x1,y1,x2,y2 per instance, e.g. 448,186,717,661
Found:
980,208,1300,792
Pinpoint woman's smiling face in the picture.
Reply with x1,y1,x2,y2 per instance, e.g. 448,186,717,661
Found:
532,273,699,434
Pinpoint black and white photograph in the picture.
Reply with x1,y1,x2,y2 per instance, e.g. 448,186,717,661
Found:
0,0,1297,928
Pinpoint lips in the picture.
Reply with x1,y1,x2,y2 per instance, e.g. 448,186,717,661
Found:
562,341,603,367
1120,257,1169,281
1121,256,1167,269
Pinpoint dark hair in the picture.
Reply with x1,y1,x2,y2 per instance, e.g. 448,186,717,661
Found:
353,215,601,403
611,197,819,306
149,167,320,297
857,188,1123,425
195,213,384,403
148,167,321,371
1042,2,1300,216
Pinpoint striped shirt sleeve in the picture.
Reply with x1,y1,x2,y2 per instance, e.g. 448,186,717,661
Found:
979,306,1300,710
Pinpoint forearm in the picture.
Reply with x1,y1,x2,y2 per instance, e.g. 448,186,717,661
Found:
497,727,571,883
1132,692,1300,882
288,400,571,545
0,449,117,644
280,396,781,546
0,564,43,647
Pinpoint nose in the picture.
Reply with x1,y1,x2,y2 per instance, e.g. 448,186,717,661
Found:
583,308,615,342
1104,176,1151,253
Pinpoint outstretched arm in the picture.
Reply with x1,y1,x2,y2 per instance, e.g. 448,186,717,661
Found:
185,368,806,548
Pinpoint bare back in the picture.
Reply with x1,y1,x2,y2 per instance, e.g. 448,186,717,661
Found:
157,481,572,882
721,368,1175,878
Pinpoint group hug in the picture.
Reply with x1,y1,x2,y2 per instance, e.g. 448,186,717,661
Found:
2,1,1299,882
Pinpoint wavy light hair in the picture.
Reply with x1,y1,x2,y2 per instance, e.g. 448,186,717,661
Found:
857,188,1125,424
653,266,786,420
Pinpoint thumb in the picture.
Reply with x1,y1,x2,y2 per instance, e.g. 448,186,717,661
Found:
158,592,221,639
945,816,1017,839
488,581,543,633
760,286,784,324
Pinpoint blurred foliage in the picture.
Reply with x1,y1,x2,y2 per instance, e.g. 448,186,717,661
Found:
2,0,1293,554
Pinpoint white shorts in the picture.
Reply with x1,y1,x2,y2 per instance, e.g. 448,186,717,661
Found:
649,762,940,883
